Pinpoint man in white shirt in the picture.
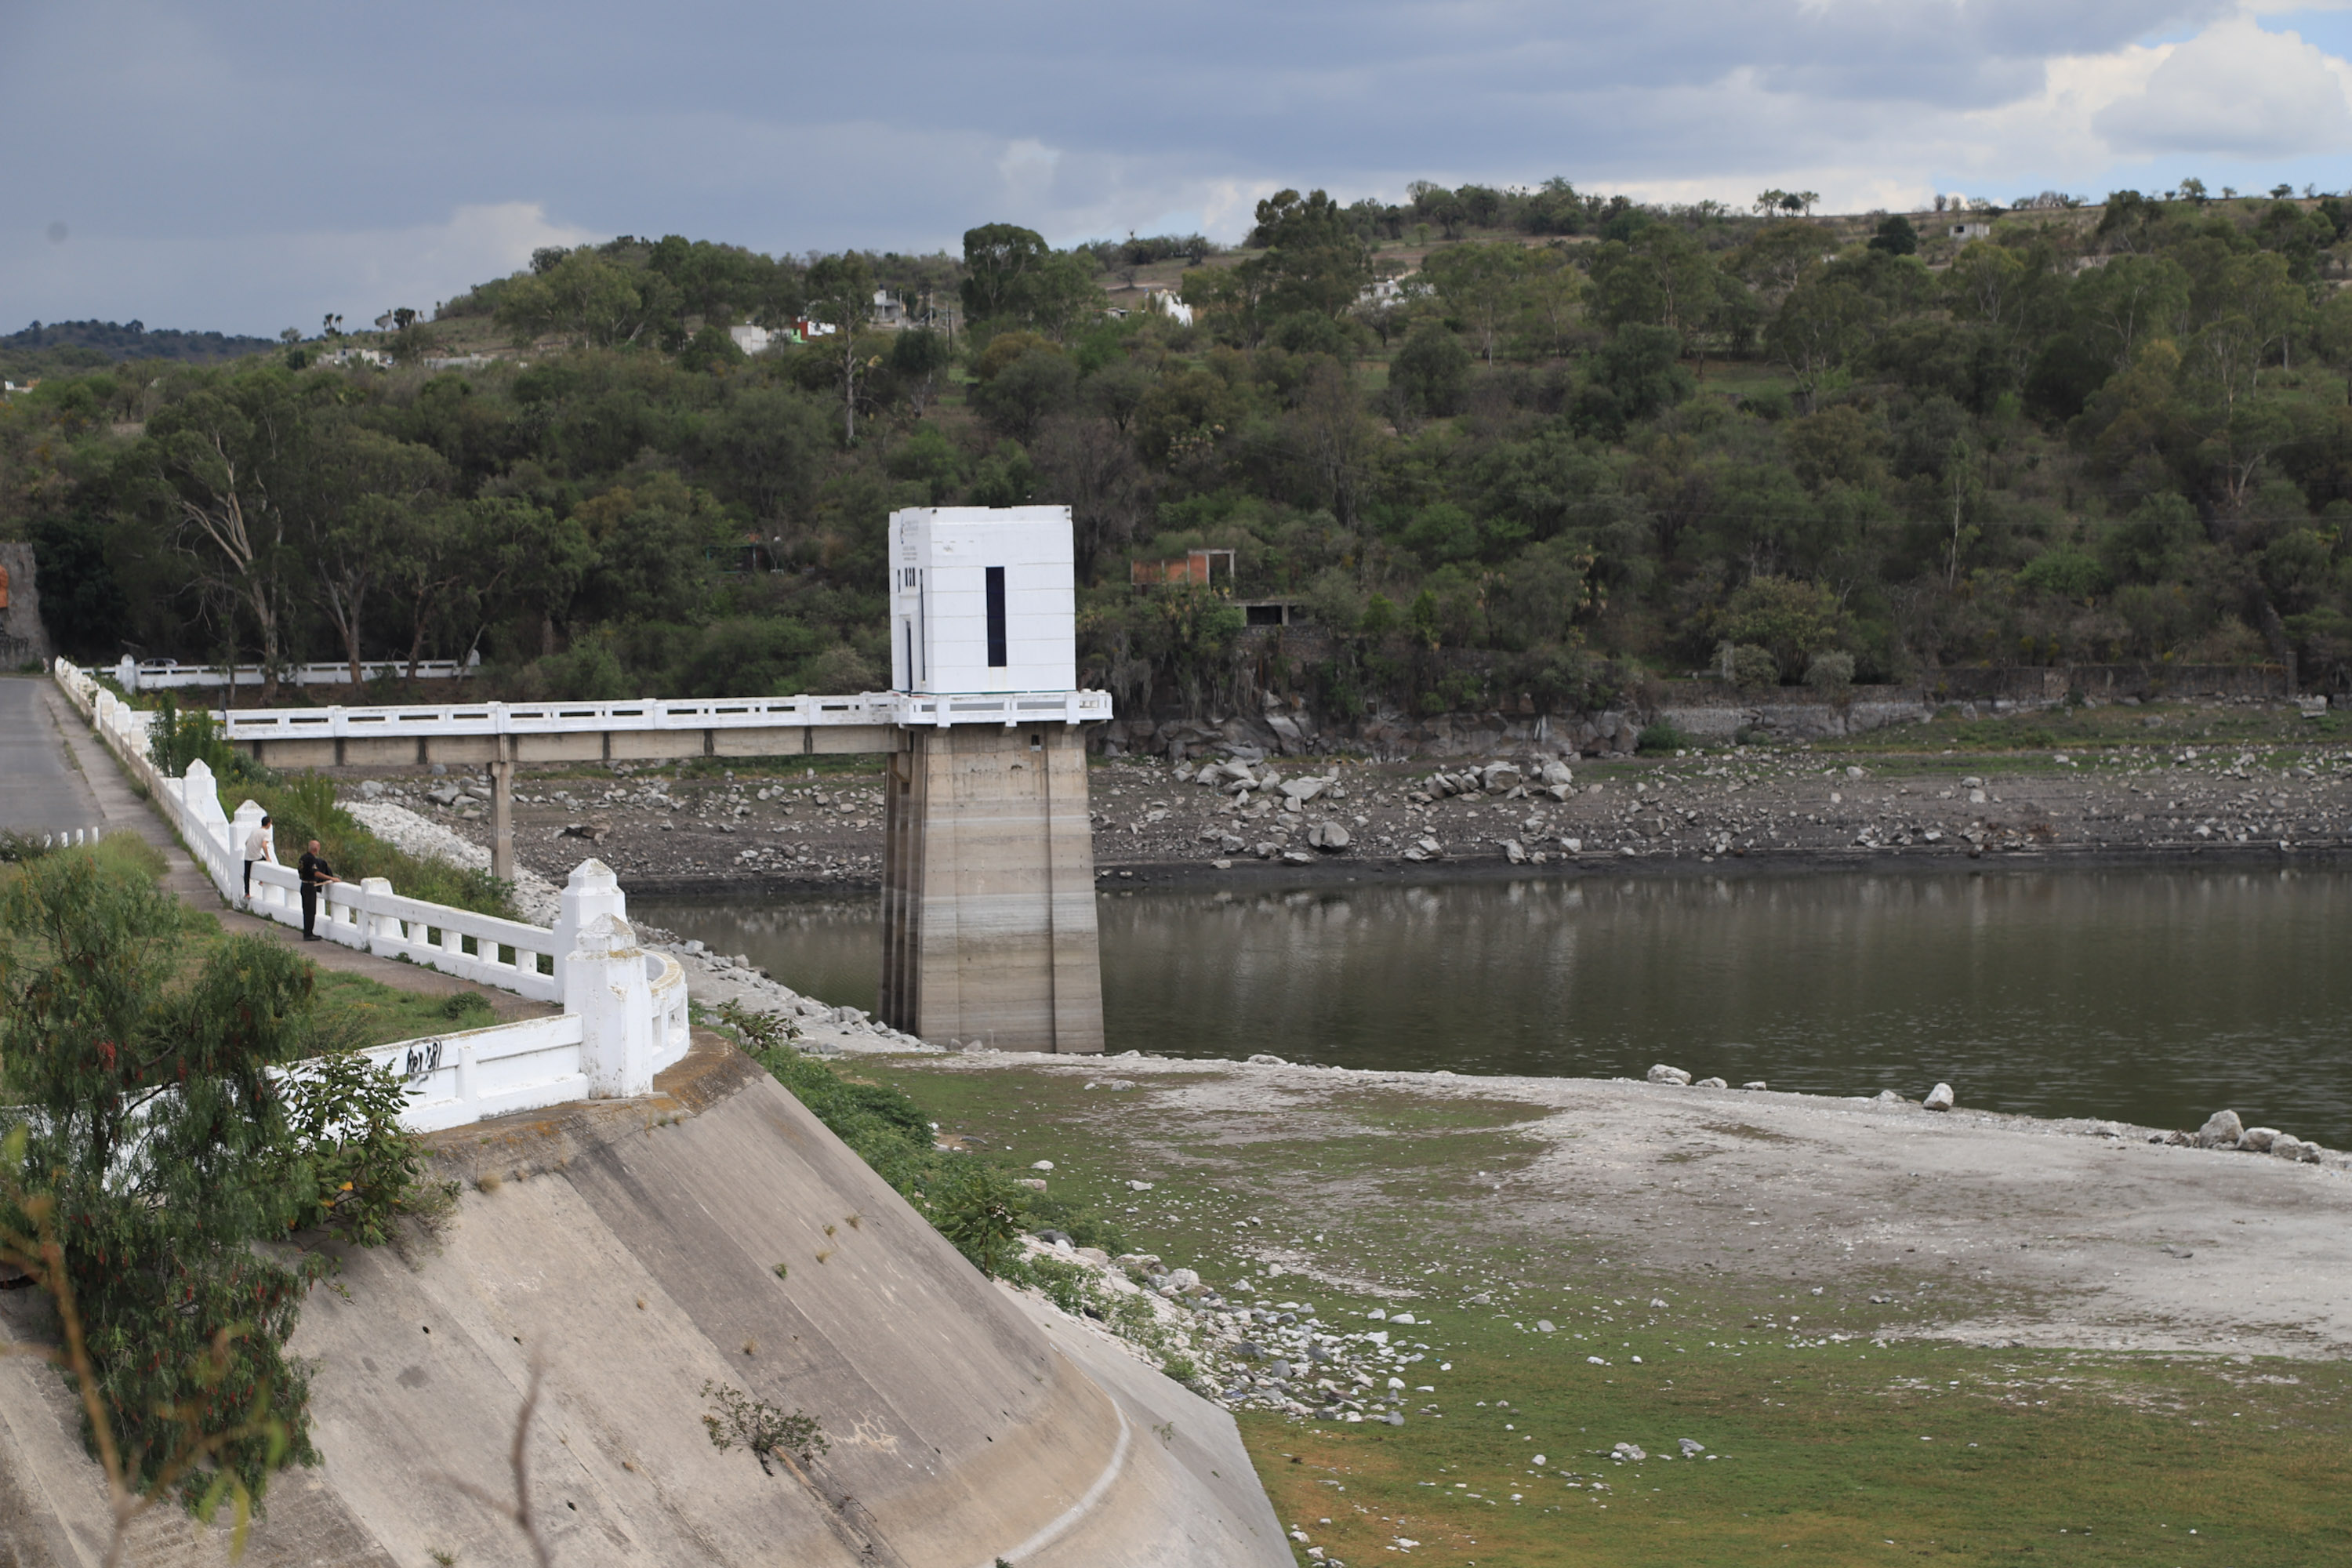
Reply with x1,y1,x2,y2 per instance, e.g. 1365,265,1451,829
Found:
242,813,274,901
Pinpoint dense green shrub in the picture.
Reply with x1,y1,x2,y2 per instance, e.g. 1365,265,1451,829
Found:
0,845,423,1511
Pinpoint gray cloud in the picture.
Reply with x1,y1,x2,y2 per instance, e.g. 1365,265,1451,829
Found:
0,0,2332,332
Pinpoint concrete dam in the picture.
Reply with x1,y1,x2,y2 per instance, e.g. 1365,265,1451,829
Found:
0,1039,1287,1566
0,510,1287,1565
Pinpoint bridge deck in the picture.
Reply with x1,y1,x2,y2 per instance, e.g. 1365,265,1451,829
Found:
219,689,1111,768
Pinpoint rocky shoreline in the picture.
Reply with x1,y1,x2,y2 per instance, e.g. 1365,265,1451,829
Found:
331,706,2352,900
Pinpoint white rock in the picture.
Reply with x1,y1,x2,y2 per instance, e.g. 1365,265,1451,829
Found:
1559,837,1583,854
1694,1076,1727,1089
2238,1127,2279,1153
1646,1065,1693,1086
1031,1160,1055,1171
1923,1083,1955,1112
1742,1080,1769,1091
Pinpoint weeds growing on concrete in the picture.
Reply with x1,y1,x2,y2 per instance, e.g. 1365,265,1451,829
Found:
699,1380,828,1475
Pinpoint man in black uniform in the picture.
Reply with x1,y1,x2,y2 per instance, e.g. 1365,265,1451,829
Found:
297,839,340,941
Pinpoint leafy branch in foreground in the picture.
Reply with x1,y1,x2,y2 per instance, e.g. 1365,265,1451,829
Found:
0,1123,290,1568
0,843,427,1518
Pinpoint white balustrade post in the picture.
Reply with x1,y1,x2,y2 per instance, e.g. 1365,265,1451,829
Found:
179,758,232,884
564,913,653,1098
115,655,138,691
359,877,397,947
553,859,626,1004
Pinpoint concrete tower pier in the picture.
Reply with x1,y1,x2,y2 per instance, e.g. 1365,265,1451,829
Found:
878,506,1105,1052
880,724,1103,1052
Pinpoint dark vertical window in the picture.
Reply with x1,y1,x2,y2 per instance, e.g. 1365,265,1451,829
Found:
985,567,1007,668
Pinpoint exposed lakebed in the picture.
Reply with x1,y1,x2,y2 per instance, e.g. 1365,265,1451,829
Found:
637,864,2352,1148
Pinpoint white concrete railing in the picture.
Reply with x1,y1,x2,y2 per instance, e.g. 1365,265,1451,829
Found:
347,923,688,1133
50,659,692,1133
8,826,106,850
56,656,564,998
205,686,1112,742
114,655,477,691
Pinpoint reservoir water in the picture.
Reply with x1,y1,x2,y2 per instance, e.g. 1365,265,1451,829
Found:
636,866,2352,1147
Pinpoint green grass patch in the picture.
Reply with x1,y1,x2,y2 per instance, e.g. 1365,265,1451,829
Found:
848,1054,2352,1566
309,971,496,1049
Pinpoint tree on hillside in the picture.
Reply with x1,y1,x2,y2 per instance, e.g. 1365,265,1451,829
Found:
1189,190,1377,344
2070,254,2190,369
1588,225,1722,348
1422,241,1531,365
1867,214,1918,256
495,249,659,349
806,253,877,442
294,419,452,683
959,226,1102,336
961,224,1051,323
138,368,310,698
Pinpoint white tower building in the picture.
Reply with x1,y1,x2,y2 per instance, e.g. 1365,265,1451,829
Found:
887,506,1077,695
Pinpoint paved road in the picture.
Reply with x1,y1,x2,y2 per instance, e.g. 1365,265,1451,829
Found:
0,675,102,833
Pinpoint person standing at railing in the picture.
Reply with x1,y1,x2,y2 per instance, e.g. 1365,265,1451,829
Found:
241,813,275,902
298,840,339,941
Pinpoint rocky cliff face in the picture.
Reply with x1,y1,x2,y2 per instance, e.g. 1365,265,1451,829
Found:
0,543,50,664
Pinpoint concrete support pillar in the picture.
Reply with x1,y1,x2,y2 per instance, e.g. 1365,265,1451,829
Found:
565,913,654,1098
489,757,515,882
879,724,1103,1053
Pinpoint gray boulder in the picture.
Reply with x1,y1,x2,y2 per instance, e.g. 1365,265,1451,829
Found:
2197,1109,2245,1149
1924,1083,1955,1112
2238,1126,2280,1153
1503,838,1526,864
1307,820,1351,851
358,779,386,800
1646,1065,1693,1086
1693,1076,1727,1089
1483,763,1523,793
1742,1080,1769,1091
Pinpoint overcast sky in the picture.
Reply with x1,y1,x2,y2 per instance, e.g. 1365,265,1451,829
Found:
5,1,2351,337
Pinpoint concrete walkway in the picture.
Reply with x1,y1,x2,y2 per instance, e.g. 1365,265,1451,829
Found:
16,676,551,1022
0,676,105,835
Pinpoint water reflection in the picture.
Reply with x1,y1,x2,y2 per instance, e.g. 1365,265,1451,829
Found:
635,866,2352,1145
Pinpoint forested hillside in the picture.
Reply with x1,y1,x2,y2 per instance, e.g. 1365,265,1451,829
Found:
1,318,284,373
6,177,2352,719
